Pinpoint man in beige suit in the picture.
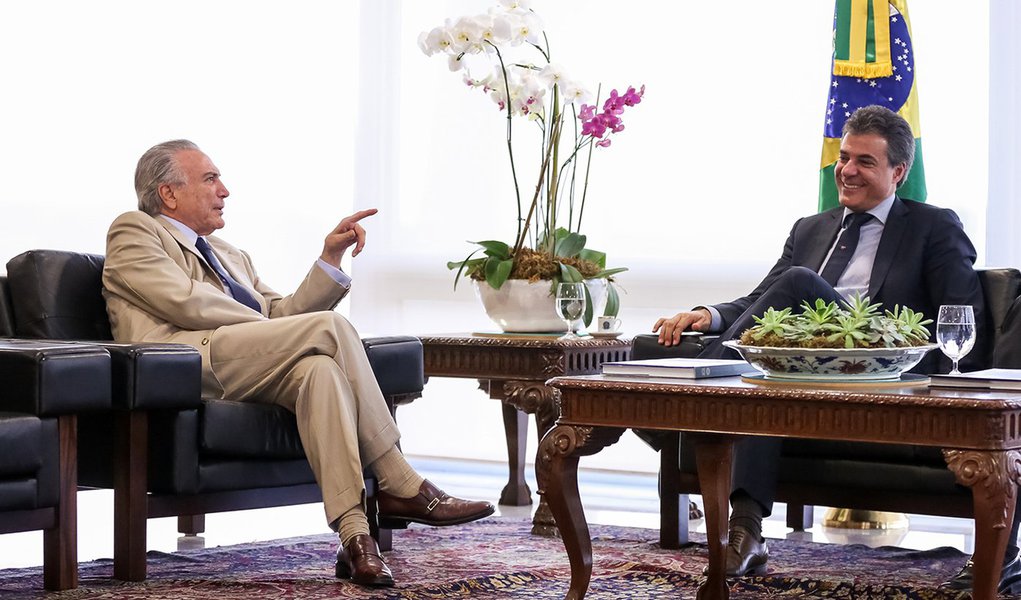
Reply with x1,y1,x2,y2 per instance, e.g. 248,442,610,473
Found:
102,140,493,588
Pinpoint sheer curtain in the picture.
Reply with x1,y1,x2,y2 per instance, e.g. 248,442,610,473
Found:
0,0,359,296
357,1,995,469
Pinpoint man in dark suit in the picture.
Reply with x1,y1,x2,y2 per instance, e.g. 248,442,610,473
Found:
653,105,1014,592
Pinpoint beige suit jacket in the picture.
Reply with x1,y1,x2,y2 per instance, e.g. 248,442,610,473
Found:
102,210,349,395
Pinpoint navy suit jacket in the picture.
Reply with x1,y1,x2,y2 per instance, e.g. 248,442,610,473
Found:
711,198,987,373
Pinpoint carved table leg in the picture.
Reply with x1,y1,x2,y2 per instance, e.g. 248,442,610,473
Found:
944,449,1021,600
502,380,561,535
500,402,532,505
691,433,735,600
538,425,625,600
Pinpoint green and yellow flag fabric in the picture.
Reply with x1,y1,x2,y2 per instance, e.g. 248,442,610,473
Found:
819,0,926,212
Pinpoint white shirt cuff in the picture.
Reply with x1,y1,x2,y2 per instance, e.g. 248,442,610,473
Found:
316,259,351,289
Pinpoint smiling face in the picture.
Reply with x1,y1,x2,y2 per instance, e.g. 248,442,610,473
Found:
834,132,906,212
158,149,230,236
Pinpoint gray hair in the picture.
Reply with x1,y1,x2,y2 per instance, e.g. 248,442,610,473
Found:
135,139,200,215
843,105,915,186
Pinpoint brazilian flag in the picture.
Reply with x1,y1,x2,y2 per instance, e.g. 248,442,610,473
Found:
819,0,925,212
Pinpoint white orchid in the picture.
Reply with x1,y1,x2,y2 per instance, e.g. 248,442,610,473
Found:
475,14,514,47
418,25,453,56
560,80,593,106
422,2,643,299
537,63,567,88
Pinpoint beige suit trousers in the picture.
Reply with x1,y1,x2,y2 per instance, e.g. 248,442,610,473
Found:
207,310,401,524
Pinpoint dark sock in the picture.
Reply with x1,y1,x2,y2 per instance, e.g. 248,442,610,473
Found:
729,492,764,541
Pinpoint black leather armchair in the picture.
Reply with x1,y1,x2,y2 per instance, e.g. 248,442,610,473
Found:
634,268,1021,545
3,249,424,581
0,337,111,590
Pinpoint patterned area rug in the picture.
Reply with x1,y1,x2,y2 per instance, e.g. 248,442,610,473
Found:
0,518,1010,599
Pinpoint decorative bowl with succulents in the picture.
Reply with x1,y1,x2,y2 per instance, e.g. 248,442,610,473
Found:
722,340,937,380
724,295,938,381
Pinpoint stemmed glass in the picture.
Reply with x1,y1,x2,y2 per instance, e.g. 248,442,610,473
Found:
936,305,976,375
556,283,587,340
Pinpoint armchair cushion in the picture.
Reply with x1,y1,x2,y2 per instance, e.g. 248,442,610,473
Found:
5,250,112,341
0,412,46,476
200,400,304,459
0,415,58,511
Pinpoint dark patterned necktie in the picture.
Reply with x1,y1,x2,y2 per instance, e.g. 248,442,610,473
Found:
820,212,873,286
194,237,262,313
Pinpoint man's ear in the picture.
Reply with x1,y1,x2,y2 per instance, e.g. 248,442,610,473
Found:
158,183,177,210
893,163,908,186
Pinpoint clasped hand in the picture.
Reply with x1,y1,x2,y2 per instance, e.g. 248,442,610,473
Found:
320,208,378,267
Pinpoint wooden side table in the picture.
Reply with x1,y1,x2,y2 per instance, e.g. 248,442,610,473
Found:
419,334,631,534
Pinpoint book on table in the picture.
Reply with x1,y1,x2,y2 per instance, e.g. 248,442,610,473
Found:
928,368,1021,390
601,357,752,380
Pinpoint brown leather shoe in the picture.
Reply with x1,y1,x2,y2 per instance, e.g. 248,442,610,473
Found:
378,479,495,527
335,534,394,587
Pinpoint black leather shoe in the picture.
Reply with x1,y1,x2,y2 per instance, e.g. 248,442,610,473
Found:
335,534,394,587
378,479,495,527
939,551,1021,593
721,524,769,576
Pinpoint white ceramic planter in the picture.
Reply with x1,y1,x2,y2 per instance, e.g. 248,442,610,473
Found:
474,278,607,333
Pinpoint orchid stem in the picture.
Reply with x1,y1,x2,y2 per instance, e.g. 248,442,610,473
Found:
488,41,522,243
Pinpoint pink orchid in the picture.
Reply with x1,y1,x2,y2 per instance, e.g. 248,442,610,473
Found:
578,83,643,147
622,85,644,106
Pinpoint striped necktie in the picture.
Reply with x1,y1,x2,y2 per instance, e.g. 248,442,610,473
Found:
194,237,262,313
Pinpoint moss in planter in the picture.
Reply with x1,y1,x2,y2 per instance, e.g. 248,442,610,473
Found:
468,248,601,283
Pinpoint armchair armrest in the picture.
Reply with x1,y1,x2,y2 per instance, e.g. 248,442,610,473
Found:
361,336,424,398
98,343,202,411
630,333,714,360
0,339,111,416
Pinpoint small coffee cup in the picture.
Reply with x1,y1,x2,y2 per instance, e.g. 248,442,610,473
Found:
596,315,622,332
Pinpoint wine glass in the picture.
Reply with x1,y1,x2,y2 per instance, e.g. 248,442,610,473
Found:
936,305,976,375
556,282,587,340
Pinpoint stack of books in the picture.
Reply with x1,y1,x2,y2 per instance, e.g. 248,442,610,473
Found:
601,358,752,382
928,368,1021,390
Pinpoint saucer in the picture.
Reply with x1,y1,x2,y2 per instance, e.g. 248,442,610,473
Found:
589,331,623,339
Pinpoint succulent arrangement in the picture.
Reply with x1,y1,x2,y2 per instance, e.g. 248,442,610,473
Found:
739,295,933,349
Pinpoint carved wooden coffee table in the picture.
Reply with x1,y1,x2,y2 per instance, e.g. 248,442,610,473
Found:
540,374,1021,600
419,334,630,533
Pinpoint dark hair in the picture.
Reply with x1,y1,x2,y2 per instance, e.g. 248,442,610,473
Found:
843,105,915,185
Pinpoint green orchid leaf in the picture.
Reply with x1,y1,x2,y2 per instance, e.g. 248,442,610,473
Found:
555,232,587,258
558,263,584,283
484,256,515,289
578,248,606,269
593,267,628,278
471,240,512,259
604,282,620,317
448,248,484,290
